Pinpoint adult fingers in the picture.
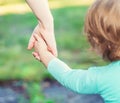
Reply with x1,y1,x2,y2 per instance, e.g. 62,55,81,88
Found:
27,25,39,50
27,34,36,50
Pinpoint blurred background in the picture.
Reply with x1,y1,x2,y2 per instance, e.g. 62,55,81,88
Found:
0,0,106,103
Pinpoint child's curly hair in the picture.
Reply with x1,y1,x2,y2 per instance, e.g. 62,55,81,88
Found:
85,0,120,62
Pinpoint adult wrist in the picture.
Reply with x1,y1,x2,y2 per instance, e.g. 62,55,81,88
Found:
38,14,53,25
38,16,54,33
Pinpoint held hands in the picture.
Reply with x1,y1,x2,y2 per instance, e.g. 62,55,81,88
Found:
27,23,58,58
32,34,55,67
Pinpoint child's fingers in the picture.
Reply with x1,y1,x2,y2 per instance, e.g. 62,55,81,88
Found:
32,52,41,61
33,54,40,61
32,52,39,57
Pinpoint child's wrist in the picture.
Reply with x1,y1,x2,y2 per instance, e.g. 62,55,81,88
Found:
40,52,55,67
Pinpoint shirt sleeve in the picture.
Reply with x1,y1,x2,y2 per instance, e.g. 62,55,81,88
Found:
48,58,98,94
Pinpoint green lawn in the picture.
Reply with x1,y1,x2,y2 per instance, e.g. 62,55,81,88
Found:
0,0,107,81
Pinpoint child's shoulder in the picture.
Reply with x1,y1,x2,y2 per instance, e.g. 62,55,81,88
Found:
88,60,120,71
88,60,120,74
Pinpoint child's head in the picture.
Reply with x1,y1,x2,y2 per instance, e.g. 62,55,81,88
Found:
85,0,120,62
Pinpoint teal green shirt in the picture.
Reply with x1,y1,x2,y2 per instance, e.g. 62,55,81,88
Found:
48,58,120,103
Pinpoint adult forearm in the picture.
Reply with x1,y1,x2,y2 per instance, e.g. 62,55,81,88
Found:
26,0,54,32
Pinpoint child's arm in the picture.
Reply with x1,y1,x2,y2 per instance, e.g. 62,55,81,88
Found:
33,35,98,94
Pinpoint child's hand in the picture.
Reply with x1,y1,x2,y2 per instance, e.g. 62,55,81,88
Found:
33,34,55,67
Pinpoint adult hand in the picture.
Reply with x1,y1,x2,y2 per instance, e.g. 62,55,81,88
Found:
27,23,58,57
